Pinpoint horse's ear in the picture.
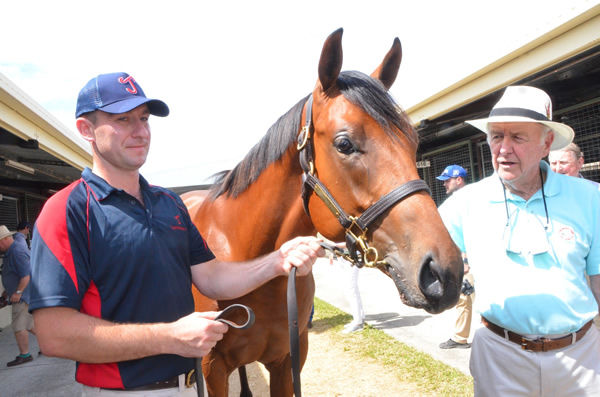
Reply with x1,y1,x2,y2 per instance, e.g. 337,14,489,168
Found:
318,28,344,93
371,38,402,91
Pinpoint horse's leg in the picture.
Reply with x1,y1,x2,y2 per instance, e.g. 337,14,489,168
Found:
264,356,293,397
237,365,253,397
264,330,309,397
202,353,231,397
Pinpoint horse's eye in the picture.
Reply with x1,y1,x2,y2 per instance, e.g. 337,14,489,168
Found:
334,137,355,155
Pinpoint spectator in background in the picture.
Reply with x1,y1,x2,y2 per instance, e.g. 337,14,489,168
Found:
16,221,31,249
549,142,599,188
436,165,474,349
549,142,585,177
436,164,467,195
0,225,37,367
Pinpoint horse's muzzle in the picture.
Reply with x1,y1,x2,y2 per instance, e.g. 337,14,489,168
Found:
418,254,461,313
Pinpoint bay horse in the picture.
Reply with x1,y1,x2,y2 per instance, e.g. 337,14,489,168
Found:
182,28,463,397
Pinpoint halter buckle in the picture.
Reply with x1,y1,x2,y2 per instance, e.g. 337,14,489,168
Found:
344,216,380,267
346,216,367,242
297,125,310,151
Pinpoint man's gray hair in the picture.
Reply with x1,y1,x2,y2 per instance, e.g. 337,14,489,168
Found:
553,142,583,159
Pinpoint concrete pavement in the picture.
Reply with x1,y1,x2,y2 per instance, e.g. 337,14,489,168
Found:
0,328,81,396
0,258,475,395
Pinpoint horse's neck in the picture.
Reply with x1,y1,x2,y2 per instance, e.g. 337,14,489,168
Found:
199,149,315,260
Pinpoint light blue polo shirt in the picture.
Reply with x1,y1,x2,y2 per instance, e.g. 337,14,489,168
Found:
440,161,600,335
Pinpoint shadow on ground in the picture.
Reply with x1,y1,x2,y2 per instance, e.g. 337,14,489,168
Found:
367,312,431,329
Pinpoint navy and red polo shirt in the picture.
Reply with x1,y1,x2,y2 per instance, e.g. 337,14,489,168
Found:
30,168,215,389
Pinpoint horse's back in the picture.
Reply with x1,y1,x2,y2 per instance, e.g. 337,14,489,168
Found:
181,189,219,312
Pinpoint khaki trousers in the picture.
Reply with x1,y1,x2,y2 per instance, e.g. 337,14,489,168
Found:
453,273,475,343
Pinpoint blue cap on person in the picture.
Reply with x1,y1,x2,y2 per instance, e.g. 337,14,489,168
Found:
436,165,467,181
75,72,169,118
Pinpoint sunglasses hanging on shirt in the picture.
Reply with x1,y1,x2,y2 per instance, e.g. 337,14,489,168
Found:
501,168,550,256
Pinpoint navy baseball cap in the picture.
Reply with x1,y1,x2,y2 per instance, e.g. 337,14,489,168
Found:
75,72,169,118
436,165,467,181
17,221,31,230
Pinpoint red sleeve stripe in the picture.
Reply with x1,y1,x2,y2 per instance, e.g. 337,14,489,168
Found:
36,180,83,294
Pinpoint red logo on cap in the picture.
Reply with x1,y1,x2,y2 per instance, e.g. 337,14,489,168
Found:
118,76,138,94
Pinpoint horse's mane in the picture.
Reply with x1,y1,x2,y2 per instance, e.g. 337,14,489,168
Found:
210,71,417,199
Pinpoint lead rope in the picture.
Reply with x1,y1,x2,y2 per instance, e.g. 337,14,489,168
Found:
287,267,302,397
196,304,255,397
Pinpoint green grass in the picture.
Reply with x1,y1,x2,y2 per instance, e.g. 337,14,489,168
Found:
312,297,474,397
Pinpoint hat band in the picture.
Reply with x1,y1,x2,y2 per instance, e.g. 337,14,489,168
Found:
489,107,549,121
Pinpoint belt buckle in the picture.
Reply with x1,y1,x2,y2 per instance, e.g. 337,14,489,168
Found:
520,337,529,350
521,337,546,351
185,369,196,388
520,337,538,351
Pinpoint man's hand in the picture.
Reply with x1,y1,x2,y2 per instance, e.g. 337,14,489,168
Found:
10,292,21,303
278,236,325,276
165,312,229,358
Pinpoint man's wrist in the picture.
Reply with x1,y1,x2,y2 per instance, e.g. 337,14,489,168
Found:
15,290,23,294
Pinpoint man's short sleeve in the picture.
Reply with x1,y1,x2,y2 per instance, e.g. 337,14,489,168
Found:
30,181,91,311
586,189,600,276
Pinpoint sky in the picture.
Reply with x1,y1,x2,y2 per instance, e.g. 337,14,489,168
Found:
1,0,598,187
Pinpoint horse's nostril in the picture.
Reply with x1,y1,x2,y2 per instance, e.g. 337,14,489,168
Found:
419,255,443,299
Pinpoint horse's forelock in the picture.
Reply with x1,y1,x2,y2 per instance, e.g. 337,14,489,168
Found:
337,70,417,146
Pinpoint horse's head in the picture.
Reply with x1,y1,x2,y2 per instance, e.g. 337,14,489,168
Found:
304,28,463,313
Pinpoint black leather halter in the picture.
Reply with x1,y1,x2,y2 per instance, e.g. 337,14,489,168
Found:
297,95,431,267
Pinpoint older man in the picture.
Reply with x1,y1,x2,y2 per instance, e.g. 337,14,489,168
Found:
440,86,600,396
549,142,585,177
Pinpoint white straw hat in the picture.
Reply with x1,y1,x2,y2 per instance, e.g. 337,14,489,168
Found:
466,86,574,150
0,225,16,240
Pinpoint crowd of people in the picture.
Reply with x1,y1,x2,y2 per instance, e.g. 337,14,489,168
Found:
1,75,598,396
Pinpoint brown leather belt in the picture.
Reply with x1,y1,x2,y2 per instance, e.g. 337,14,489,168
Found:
481,317,593,352
103,369,196,391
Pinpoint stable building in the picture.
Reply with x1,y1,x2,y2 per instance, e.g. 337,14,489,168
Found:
409,5,600,206
0,72,91,326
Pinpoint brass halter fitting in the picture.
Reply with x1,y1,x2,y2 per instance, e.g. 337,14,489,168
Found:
346,216,382,268
297,94,431,270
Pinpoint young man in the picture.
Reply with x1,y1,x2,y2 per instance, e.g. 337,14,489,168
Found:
15,221,31,249
30,73,323,395
0,225,37,367
436,164,467,196
441,86,600,395
436,165,473,350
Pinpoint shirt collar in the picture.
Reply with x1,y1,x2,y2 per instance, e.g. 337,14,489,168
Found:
82,167,151,201
488,160,558,203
